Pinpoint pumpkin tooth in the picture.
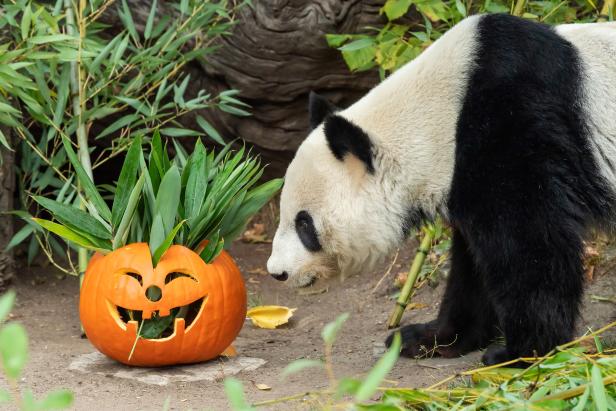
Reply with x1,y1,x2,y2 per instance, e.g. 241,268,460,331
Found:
159,308,170,317
126,320,138,337
174,318,185,336
142,309,153,319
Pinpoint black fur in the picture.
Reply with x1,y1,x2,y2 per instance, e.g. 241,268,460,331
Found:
309,91,338,129
387,14,614,365
401,208,430,239
324,115,375,174
296,210,322,252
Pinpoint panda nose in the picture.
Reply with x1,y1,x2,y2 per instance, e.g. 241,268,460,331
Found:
271,271,288,281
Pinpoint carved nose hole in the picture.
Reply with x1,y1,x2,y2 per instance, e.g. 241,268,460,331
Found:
145,285,162,302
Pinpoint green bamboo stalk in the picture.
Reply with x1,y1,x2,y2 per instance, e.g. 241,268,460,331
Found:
387,227,434,329
512,0,526,16
64,0,93,330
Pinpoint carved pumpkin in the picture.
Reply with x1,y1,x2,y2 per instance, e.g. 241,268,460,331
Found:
79,243,246,366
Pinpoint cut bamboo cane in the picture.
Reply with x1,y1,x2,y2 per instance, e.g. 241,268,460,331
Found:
387,227,434,329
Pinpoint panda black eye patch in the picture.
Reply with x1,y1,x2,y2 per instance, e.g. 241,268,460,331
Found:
295,211,322,252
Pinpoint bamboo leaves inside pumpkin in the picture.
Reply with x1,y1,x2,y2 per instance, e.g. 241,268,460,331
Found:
111,135,143,229
33,132,282,267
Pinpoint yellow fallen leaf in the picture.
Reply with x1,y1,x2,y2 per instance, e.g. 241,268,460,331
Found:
406,302,428,311
246,305,297,329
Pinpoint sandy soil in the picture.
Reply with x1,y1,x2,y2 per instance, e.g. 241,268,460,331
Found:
2,239,615,411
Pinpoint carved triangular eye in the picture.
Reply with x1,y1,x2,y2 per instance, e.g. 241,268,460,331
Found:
125,272,143,285
164,272,198,284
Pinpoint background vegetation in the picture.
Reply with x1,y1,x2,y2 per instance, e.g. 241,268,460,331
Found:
1,0,251,273
328,0,614,79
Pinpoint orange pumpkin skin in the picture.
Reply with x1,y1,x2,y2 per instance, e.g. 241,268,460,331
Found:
79,243,247,367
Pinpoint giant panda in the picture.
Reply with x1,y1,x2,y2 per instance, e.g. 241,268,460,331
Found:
266,13,616,366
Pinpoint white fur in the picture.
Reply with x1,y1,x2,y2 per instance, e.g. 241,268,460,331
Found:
556,22,616,189
268,16,480,286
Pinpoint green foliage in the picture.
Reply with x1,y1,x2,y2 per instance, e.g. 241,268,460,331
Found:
0,290,73,410
321,312,350,346
328,0,611,79
1,0,251,267
33,132,283,265
381,343,616,410
224,319,616,410
225,313,403,410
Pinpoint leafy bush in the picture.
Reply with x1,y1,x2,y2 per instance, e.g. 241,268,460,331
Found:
0,290,73,410
328,0,614,79
1,0,251,266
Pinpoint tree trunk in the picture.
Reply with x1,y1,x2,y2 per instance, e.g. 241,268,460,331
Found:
193,0,385,175
0,127,15,291
104,0,386,176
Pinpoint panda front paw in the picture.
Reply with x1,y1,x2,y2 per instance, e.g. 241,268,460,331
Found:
481,345,526,368
386,321,438,358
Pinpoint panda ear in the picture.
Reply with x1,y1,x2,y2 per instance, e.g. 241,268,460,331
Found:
309,91,338,130
324,115,375,174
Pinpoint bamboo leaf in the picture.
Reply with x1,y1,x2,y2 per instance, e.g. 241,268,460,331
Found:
61,135,112,222
113,173,146,249
160,127,201,137
28,34,75,44
322,313,349,346
96,114,139,140
0,129,12,151
0,290,16,323
152,220,186,266
154,165,181,233
121,0,140,44
39,390,73,409
144,0,158,40
196,115,224,144
90,34,122,72
5,225,36,251
355,332,400,402
21,5,32,40
31,218,108,251
0,323,28,380
184,140,207,225
148,214,165,259
591,365,608,411
111,136,142,229
281,359,324,378
33,196,112,240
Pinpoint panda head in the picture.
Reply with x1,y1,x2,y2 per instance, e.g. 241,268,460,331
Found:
267,92,408,287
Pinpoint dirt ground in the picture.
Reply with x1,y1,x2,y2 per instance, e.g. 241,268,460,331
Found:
3,238,616,411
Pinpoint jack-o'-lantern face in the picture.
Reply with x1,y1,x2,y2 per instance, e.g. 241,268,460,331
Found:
80,243,246,367
108,258,208,338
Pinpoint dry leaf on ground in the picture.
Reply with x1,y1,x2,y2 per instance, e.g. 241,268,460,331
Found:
254,383,271,391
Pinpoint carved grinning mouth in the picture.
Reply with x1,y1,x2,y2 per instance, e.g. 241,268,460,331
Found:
108,297,206,339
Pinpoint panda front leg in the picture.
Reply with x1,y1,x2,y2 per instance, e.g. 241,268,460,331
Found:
475,225,584,366
386,230,498,358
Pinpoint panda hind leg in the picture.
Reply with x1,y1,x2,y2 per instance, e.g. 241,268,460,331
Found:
386,230,498,359
478,226,583,366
